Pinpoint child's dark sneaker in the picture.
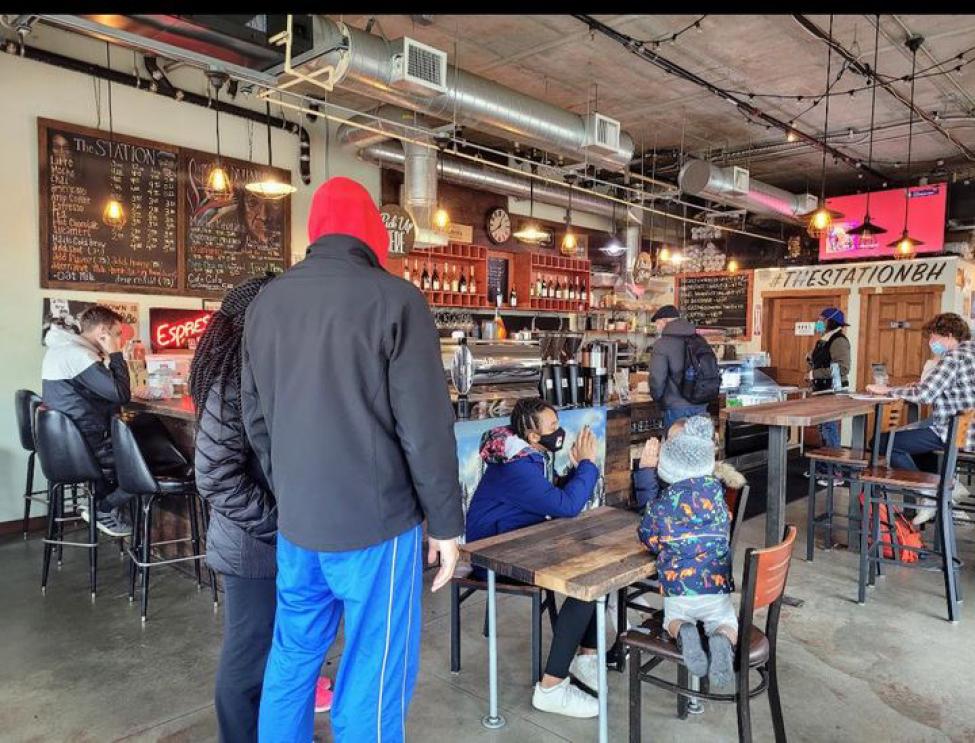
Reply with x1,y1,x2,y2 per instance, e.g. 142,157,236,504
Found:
708,633,735,687
677,624,708,677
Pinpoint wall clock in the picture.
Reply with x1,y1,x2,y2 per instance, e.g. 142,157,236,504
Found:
485,207,511,244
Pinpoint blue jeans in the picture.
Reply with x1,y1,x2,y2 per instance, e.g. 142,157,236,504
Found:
878,426,944,473
259,525,423,743
662,405,708,434
819,421,841,448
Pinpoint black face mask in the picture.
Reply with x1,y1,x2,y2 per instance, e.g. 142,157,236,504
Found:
538,427,566,453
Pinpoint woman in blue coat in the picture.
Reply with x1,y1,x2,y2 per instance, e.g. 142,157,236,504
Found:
465,398,601,719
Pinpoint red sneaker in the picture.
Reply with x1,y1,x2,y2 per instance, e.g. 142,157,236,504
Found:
314,676,333,714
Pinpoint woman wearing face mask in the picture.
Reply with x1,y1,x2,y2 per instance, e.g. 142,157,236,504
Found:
465,398,602,719
805,307,852,448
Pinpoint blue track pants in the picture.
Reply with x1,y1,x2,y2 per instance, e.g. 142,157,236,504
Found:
258,524,423,743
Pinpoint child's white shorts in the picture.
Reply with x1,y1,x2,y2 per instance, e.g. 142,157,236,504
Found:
664,593,738,636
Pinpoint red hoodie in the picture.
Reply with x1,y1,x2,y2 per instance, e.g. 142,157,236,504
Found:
306,177,389,267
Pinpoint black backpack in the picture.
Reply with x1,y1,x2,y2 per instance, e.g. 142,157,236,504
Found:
677,334,722,404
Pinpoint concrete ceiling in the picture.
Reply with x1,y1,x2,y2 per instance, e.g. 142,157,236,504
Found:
328,14,975,195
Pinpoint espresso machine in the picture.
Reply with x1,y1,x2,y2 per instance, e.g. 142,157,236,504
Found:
582,340,618,406
539,332,584,407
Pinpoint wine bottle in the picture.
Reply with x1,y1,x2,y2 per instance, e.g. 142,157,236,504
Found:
529,276,535,298
442,261,450,292
535,273,543,298
458,266,467,293
469,266,477,294
555,277,562,300
510,287,518,308
432,263,441,291
412,260,421,288
568,277,575,300
421,263,430,291
451,263,460,293
403,260,411,283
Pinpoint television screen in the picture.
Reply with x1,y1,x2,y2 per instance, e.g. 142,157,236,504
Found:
818,182,947,261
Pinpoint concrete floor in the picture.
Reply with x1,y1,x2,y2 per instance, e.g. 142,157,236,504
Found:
1,489,974,743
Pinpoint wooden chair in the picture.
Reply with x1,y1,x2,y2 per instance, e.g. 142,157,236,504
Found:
450,570,558,684
804,401,902,560
623,525,797,743
858,411,970,622
613,479,751,673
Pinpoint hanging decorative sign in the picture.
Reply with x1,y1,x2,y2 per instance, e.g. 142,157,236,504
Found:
149,308,214,351
380,204,416,257
447,223,474,244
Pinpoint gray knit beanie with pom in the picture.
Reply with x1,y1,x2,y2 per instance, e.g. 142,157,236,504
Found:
657,415,716,484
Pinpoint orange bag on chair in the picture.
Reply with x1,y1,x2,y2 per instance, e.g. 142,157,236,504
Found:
858,495,925,563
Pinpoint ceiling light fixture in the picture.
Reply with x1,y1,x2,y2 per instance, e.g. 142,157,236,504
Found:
888,35,925,258
513,169,547,243
246,102,297,199
561,178,577,255
432,147,451,231
600,195,626,256
848,16,887,239
206,72,232,198
807,15,844,238
101,42,125,228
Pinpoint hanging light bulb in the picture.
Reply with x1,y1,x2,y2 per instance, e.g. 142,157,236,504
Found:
101,42,126,228
247,102,297,200
560,180,577,255
206,73,233,198
806,16,844,239
848,17,887,239
659,245,672,263
891,230,923,257
433,207,451,231
513,171,547,243
727,258,740,272
886,36,925,256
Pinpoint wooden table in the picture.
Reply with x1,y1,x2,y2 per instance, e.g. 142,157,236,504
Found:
725,395,885,548
461,506,655,743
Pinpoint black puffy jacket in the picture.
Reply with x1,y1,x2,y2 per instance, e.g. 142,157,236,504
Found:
194,381,277,578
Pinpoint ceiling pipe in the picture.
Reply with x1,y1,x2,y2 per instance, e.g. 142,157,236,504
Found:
679,159,815,221
286,17,635,171
625,221,642,273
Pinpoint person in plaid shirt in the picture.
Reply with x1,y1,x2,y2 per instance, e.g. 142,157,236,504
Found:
866,312,975,523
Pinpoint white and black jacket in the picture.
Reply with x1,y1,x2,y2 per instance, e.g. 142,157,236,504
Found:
41,325,130,446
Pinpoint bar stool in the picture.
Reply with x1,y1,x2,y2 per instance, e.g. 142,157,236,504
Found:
623,526,797,743
35,406,104,598
112,416,216,622
858,411,968,622
805,401,901,560
15,389,48,538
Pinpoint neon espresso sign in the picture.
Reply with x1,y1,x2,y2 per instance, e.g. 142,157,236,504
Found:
149,309,213,351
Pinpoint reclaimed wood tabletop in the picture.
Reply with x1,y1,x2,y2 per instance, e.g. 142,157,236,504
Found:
723,394,883,427
460,506,655,602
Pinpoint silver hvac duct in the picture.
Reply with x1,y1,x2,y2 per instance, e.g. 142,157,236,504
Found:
679,159,816,220
295,18,635,171
401,140,441,244
625,221,642,273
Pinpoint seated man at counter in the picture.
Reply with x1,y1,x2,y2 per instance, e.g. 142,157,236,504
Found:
867,312,975,524
465,398,601,719
41,305,132,537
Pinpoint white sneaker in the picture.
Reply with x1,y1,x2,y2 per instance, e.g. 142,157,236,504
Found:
569,653,599,692
913,480,968,526
532,677,598,719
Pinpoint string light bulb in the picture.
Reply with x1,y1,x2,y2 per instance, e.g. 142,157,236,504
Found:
727,258,739,272
561,229,578,255
102,197,126,228
658,246,672,263
101,42,126,228
433,207,451,231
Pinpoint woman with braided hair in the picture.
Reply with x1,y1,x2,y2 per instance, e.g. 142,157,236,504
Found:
190,275,331,743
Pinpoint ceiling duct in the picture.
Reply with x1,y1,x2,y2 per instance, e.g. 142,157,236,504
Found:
625,220,642,273
401,140,448,247
283,17,635,172
679,159,818,221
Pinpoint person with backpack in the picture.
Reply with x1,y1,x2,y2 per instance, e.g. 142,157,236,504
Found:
649,305,721,431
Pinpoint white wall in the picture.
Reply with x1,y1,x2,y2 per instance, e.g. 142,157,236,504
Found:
0,27,379,524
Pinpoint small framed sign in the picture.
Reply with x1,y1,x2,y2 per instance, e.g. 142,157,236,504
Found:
380,204,416,257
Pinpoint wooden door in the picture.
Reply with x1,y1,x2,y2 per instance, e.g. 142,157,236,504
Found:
857,286,943,390
763,292,847,387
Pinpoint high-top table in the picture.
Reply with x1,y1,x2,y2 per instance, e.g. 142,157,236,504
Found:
725,395,885,548
461,506,655,743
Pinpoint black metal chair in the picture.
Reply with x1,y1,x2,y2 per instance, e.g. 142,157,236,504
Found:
112,415,216,622
15,389,48,538
623,525,797,743
450,571,558,684
613,480,751,673
34,406,104,598
858,411,971,622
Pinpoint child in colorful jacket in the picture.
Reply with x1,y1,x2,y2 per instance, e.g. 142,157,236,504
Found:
634,415,737,687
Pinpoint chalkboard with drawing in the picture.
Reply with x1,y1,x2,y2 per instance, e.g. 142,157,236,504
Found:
675,270,753,338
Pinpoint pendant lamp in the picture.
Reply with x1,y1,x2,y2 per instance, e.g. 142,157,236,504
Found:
432,149,451,230
887,36,925,257
206,73,232,198
246,102,297,199
848,17,887,239
600,196,626,256
101,42,126,228
513,169,547,243
807,15,844,238
561,179,577,255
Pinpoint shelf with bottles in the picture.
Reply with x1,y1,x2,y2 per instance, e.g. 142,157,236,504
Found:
514,252,591,313
387,244,488,308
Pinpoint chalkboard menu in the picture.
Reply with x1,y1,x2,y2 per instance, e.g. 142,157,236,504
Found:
38,118,291,298
182,148,290,295
675,270,753,338
39,119,180,293
487,255,510,303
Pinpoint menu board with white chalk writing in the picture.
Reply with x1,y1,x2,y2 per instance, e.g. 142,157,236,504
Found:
675,270,753,338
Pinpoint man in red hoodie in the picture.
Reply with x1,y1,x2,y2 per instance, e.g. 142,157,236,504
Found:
242,177,464,742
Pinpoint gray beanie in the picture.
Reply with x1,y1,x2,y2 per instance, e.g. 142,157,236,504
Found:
657,415,716,484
